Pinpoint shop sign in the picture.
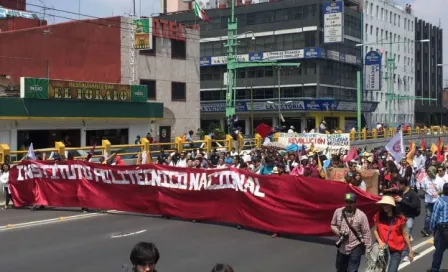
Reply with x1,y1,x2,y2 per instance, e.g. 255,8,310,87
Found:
322,1,344,43
20,77,148,103
134,18,153,50
152,18,185,41
365,51,382,91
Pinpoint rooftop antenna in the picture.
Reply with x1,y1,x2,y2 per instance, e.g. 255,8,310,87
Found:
37,0,47,21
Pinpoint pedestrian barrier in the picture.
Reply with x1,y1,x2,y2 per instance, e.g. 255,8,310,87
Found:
0,125,445,165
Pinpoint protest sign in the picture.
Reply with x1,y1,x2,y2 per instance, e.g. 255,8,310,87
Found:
326,167,379,195
278,133,350,153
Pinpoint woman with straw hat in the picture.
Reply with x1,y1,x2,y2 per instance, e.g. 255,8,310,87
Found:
368,196,413,272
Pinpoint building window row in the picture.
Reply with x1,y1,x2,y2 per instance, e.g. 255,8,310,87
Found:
186,5,318,31
139,37,187,60
200,32,316,56
200,87,360,102
139,79,187,102
364,24,414,55
365,1,413,32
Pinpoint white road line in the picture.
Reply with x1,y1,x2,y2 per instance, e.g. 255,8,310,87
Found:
398,246,435,270
0,210,122,231
111,229,147,238
410,238,434,251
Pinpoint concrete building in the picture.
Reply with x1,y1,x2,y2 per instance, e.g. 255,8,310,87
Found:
0,16,200,151
362,0,416,126
160,0,379,134
415,18,445,125
121,17,201,141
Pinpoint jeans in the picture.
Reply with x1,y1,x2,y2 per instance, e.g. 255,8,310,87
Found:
386,251,403,272
335,244,364,272
429,228,448,271
402,217,414,258
4,186,12,206
425,203,435,234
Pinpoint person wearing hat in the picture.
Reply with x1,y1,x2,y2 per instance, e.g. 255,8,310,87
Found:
422,166,443,237
287,126,295,134
331,193,371,272
373,196,413,271
427,183,448,272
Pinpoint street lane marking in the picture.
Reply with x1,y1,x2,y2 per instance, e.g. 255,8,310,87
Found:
0,210,122,231
398,246,435,270
111,229,147,238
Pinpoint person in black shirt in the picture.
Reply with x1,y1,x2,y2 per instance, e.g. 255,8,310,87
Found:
209,149,219,166
395,177,420,262
129,242,159,272
157,149,167,164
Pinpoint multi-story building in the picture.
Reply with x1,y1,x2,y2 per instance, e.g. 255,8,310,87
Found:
362,0,416,126
0,16,200,150
160,0,379,134
415,18,445,125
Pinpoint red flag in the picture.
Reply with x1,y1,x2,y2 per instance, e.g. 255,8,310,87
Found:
343,147,359,163
437,137,444,163
421,139,426,151
256,123,273,139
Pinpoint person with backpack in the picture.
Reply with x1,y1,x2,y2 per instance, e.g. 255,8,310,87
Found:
395,177,420,263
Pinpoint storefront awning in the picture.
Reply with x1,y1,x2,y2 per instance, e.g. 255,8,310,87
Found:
0,98,163,119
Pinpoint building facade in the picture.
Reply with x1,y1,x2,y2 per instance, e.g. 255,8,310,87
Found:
121,17,201,141
415,19,445,125
0,16,200,151
160,0,378,134
362,0,416,126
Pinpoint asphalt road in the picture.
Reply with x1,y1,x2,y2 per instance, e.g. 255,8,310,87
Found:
0,207,447,272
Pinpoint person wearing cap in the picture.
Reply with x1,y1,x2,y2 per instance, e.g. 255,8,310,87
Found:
422,166,442,237
373,196,413,271
287,126,295,134
331,193,371,272
427,183,448,272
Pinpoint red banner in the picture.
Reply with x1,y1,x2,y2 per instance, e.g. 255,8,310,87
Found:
9,161,380,236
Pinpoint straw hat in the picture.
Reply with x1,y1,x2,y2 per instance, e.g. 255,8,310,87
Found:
376,196,396,207
362,152,373,157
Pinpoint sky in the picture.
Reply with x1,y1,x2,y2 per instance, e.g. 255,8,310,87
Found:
24,0,447,81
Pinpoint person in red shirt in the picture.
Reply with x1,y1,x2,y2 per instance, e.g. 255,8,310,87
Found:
373,196,414,272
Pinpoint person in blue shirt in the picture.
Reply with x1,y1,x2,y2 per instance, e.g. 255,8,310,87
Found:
428,183,448,272
224,152,233,165
259,157,275,175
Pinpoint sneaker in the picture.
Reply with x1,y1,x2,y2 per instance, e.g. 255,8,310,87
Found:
422,229,430,237
410,236,414,242
271,233,278,238
402,256,410,263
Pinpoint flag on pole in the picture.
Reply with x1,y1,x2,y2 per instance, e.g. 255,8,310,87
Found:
437,137,444,162
385,131,405,162
27,143,37,160
193,2,211,23
406,141,415,165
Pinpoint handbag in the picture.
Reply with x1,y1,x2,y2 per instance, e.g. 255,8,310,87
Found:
365,220,394,272
343,211,366,254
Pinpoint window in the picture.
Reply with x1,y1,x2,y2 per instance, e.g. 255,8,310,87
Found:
171,82,186,101
381,8,384,20
404,18,407,30
394,13,396,25
370,3,373,16
370,25,373,35
376,5,379,18
390,11,392,23
366,1,369,15
293,6,302,19
171,40,186,59
140,79,156,100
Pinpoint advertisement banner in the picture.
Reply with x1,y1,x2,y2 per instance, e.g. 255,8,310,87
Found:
20,77,148,103
322,1,344,43
134,18,153,50
278,133,350,152
9,161,380,236
326,168,379,196
365,51,382,91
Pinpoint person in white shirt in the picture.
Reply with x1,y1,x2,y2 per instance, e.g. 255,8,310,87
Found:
354,172,367,191
0,164,11,209
287,126,295,134
176,152,187,168
435,165,448,191
422,166,440,236
216,158,227,169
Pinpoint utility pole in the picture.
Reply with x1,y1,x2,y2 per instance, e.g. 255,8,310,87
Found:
224,0,300,131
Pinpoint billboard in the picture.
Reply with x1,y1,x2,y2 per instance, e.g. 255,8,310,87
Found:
20,77,148,103
322,1,344,43
134,18,153,50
